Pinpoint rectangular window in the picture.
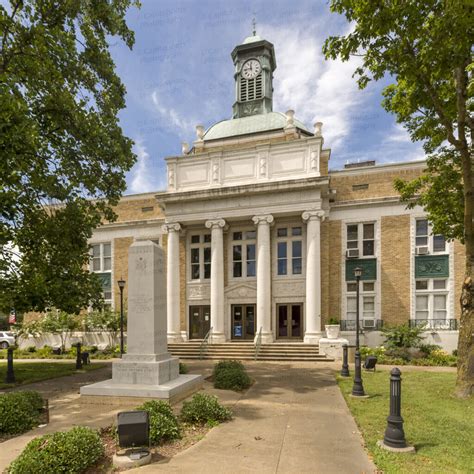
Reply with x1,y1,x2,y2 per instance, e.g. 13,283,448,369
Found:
90,242,112,304
190,234,211,280
415,219,446,253
345,280,377,324
277,242,287,275
346,223,375,256
292,240,302,274
414,278,448,322
247,244,256,277
231,230,256,279
276,225,303,276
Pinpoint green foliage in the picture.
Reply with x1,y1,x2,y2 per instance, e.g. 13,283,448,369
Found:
0,391,43,434
213,360,244,372
7,426,104,474
419,344,442,356
181,393,232,425
136,400,181,444
382,324,426,350
179,362,189,374
213,360,251,391
328,317,340,325
0,0,139,314
85,309,125,347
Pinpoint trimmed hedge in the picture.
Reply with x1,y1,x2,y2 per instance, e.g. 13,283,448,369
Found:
213,360,251,391
7,426,104,474
181,393,232,425
136,400,181,444
0,391,44,434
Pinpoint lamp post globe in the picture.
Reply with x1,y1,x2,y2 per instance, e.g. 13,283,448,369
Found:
351,266,366,397
117,278,126,356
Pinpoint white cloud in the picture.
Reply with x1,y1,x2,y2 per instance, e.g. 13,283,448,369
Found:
261,22,367,151
151,90,196,137
386,123,413,143
129,139,158,193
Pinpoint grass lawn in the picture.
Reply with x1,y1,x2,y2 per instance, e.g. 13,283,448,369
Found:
338,370,473,474
0,362,105,389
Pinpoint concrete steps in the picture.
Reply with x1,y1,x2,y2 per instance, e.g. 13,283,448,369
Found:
168,342,333,362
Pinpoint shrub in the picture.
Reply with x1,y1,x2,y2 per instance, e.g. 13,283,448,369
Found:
419,344,442,356
26,346,36,353
214,366,251,391
7,426,104,474
179,362,189,374
181,393,232,425
212,360,251,391
136,400,181,444
0,391,44,434
381,323,426,349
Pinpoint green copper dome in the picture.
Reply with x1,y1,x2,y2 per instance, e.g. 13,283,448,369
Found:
203,112,311,141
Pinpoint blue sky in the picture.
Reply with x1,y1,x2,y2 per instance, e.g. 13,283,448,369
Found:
109,0,424,194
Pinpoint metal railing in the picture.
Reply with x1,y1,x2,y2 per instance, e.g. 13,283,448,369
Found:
409,319,458,330
199,327,213,360
340,320,384,331
254,327,263,361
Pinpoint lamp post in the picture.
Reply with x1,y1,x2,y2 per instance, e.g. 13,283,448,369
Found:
351,266,366,397
117,278,126,356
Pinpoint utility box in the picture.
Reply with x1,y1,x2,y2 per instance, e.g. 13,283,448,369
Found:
117,411,149,448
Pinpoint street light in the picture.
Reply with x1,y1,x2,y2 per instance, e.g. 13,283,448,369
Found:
117,278,126,356
351,266,366,397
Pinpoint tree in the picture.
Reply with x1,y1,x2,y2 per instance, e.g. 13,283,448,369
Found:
0,1,138,314
19,310,79,352
86,307,126,347
324,1,473,397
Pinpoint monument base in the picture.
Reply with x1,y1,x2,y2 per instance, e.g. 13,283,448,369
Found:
319,337,349,360
80,373,203,403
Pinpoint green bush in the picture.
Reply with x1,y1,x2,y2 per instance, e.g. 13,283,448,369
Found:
179,362,189,374
181,393,232,425
381,323,426,349
213,360,244,373
212,360,251,391
214,366,251,391
0,391,44,434
8,426,104,474
136,400,181,444
419,344,442,356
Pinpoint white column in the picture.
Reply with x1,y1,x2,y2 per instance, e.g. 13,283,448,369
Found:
252,214,274,343
302,211,325,344
162,223,183,343
205,219,226,343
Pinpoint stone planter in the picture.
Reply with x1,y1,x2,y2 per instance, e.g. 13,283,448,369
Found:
325,324,340,339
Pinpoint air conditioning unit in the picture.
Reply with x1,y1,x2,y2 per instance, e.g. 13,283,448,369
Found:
416,246,429,255
362,319,376,329
346,249,359,258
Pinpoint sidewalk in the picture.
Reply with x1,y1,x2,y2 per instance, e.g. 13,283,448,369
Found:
0,361,376,474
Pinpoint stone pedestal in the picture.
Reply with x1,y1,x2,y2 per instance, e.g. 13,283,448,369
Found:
80,241,202,400
319,337,349,361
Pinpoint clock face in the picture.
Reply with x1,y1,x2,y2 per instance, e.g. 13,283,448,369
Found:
241,59,261,79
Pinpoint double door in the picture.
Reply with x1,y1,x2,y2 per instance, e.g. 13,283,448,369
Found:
231,305,256,340
277,303,303,339
189,305,211,339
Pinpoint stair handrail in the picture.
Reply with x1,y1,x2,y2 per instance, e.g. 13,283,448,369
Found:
254,326,263,361
199,327,213,360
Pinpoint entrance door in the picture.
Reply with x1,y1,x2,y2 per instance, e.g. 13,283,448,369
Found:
277,304,303,339
231,305,256,340
189,305,211,339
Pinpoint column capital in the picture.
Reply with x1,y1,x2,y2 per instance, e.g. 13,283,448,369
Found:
162,222,181,233
302,210,325,222
252,214,274,226
205,218,226,230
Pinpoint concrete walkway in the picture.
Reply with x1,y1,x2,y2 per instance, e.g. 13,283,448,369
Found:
131,361,376,474
0,361,376,474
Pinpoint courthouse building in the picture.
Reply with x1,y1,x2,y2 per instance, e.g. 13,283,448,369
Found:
89,33,464,348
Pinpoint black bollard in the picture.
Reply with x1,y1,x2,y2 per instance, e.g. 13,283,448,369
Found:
383,368,408,448
5,347,15,383
341,344,350,377
75,342,82,370
352,349,366,396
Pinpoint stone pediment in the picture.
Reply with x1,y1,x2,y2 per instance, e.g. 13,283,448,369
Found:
225,283,257,299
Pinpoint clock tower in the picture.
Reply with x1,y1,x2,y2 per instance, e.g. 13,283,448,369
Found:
231,32,277,119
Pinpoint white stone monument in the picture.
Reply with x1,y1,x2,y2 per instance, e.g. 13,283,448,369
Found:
80,241,202,401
